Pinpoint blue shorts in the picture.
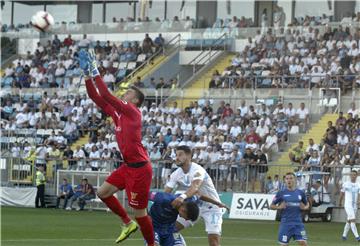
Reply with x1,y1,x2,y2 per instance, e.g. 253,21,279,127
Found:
154,231,186,246
278,223,307,244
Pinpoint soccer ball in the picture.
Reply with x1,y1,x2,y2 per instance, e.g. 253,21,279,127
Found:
31,11,54,32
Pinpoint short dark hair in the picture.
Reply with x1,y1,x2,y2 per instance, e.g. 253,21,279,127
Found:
351,169,358,174
285,172,295,177
176,145,192,155
184,202,200,221
129,86,145,107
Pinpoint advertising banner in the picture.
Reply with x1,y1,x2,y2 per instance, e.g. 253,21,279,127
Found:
229,193,277,220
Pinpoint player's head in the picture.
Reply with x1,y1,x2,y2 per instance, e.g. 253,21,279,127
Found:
176,145,192,167
122,86,145,107
351,169,358,182
285,172,296,189
178,201,200,222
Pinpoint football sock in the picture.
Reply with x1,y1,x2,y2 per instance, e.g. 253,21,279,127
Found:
136,215,155,245
100,196,131,225
351,222,359,238
343,222,350,237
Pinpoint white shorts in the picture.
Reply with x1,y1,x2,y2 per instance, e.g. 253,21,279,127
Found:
177,206,223,235
345,206,357,220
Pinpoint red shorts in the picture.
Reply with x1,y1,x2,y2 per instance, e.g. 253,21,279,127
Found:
106,162,152,209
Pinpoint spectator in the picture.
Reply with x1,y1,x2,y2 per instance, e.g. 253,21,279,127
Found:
256,149,268,193
56,178,73,209
73,145,85,170
154,33,165,51
63,34,74,47
142,33,154,54
288,141,305,165
243,147,257,192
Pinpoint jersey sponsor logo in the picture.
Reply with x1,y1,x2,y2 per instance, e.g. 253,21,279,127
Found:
130,192,138,201
298,195,302,200
115,126,122,132
121,100,128,104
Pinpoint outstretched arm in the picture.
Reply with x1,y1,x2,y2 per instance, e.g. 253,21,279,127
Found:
85,77,114,117
199,194,230,212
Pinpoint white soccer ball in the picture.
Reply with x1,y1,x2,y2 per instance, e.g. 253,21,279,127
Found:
31,11,54,32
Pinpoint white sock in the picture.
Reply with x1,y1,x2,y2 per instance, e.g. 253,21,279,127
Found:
351,222,359,238
343,223,350,237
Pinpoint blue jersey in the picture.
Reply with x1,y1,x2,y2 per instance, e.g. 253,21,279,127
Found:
272,188,307,224
149,192,197,233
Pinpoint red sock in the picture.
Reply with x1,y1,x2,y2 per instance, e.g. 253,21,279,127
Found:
136,215,155,245
100,196,131,224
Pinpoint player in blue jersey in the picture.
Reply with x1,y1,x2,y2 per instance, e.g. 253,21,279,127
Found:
148,191,228,246
270,172,310,246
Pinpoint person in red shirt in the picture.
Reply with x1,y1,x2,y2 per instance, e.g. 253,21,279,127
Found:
222,103,233,119
80,50,154,245
63,34,74,47
245,129,261,143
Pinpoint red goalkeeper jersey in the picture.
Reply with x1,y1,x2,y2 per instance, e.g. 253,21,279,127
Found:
85,76,149,164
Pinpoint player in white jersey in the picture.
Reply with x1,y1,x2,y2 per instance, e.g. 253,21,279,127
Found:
165,145,225,246
339,170,360,242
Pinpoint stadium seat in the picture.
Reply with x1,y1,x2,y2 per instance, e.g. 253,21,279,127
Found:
127,62,137,70
118,62,127,70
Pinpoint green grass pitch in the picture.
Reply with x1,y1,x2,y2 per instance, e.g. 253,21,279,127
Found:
1,207,357,245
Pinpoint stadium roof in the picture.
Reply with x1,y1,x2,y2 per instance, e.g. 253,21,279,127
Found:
14,1,137,5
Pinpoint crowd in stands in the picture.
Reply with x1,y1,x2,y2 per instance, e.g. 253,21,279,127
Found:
288,103,360,194
1,15,194,33
1,84,316,192
210,25,360,91
1,33,165,89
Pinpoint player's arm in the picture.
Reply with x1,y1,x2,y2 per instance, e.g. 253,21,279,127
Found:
93,75,137,117
85,78,114,116
164,171,177,193
199,194,230,212
172,178,203,208
270,191,286,210
300,190,310,210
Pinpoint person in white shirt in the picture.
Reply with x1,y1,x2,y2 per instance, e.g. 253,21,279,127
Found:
339,170,360,241
337,132,349,150
73,145,86,170
348,102,359,117
238,100,248,117
310,180,330,206
261,130,278,161
165,146,225,246
348,43,359,57
256,120,269,142
217,119,229,135
180,118,193,135
100,148,112,171
103,70,116,89
194,119,207,136
194,136,208,150
285,102,296,127
149,147,162,187
221,136,234,154
89,145,101,171
15,108,29,128
168,101,181,115
296,102,309,132
306,138,319,154
229,121,242,138
11,142,21,158
55,63,66,77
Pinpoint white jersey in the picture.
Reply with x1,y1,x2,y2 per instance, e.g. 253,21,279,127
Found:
166,162,221,208
341,181,360,209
